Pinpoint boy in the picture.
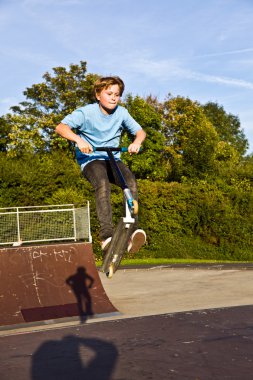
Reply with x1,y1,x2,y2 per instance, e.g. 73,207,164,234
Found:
55,76,146,253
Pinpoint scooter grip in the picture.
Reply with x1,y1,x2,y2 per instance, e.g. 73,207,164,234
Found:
121,147,143,152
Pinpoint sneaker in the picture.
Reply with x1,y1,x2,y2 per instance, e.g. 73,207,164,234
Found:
128,229,146,254
101,237,112,251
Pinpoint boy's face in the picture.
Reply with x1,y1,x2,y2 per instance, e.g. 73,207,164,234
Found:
96,84,121,114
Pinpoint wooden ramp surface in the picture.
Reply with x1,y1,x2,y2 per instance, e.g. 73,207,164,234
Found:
0,243,117,327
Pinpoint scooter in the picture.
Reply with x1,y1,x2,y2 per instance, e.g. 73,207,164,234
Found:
93,147,138,278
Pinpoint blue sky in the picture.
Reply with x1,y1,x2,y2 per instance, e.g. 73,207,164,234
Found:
1,0,253,153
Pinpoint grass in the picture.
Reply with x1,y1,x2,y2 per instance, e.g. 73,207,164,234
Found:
95,257,253,267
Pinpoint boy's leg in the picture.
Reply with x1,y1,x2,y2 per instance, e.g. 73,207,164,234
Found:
116,161,146,253
82,160,114,241
116,161,138,228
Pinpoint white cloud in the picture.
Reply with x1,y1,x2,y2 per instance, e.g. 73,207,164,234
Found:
0,46,58,68
187,71,253,90
130,58,253,90
195,48,253,58
22,0,83,6
0,97,20,115
0,0,253,152
1,97,16,105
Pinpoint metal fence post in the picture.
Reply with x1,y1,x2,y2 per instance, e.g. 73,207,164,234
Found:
16,208,21,243
73,205,77,241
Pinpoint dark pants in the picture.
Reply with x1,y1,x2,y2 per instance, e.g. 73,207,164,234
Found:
82,160,138,240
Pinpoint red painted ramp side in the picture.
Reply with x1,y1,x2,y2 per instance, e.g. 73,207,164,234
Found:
0,242,117,326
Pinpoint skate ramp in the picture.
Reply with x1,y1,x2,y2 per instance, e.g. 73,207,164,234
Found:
0,242,117,327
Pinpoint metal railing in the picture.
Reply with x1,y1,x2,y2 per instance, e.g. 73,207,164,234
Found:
0,203,92,246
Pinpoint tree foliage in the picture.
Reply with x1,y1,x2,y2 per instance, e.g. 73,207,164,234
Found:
121,95,170,181
3,61,249,183
1,152,252,260
1,61,252,259
0,152,88,206
0,116,11,152
5,61,99,156
202,102,248,155
158,96,218,180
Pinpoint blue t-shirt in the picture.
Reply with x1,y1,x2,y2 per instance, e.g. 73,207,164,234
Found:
61,103,142,169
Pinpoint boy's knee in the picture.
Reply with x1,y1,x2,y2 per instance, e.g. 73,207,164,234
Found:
96,180,110,197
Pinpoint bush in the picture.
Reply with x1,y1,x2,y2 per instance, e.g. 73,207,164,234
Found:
134,179,252,260
1,153,252,261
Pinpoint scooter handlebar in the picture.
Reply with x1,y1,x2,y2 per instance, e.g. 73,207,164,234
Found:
93,147,141,153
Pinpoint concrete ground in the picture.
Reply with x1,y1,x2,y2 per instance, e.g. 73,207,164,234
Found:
100,265,253,318
1,265,253,379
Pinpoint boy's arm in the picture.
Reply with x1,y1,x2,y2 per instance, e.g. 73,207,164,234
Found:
55,123,93,154
128,128,146,154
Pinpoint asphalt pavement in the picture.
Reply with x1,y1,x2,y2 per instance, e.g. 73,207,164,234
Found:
1,265,253,380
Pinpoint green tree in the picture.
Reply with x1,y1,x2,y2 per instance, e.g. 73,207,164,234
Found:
0,116,11,152
202,102,248,155
2,60,249,184
161,95,218,180
122,95,170,180
4,61,99,156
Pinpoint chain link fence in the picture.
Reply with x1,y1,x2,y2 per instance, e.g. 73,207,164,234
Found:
0,204,92,246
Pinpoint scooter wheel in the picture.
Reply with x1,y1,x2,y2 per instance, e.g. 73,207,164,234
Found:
133,199,139,215
106,264,114,279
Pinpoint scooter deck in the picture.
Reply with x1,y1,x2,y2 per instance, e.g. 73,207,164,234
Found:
101,218,134,276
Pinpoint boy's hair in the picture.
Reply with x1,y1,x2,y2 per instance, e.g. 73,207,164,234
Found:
94,76,125,97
